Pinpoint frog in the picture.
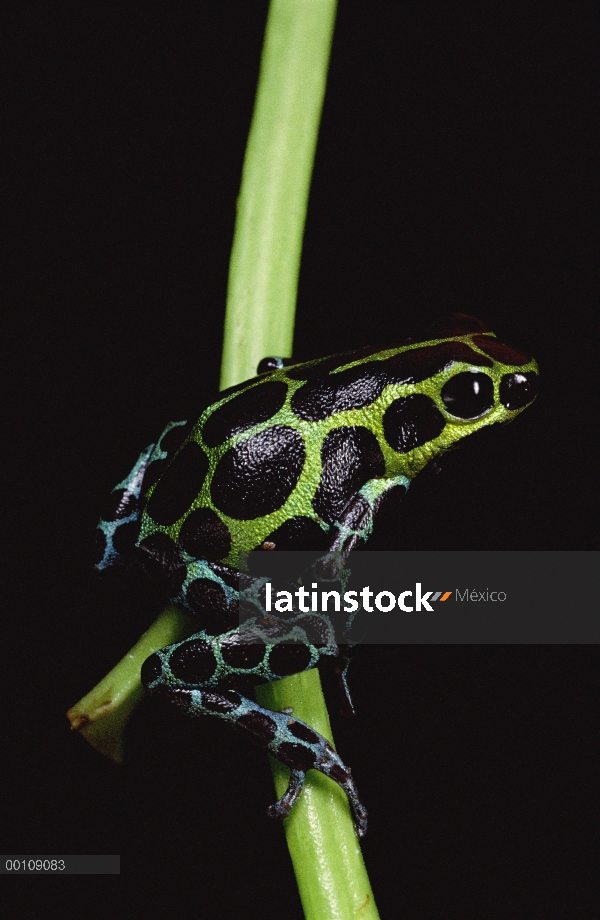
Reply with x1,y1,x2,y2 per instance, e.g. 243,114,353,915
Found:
94,313,538,837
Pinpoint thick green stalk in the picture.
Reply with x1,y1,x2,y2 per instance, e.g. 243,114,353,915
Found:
220,2,379,918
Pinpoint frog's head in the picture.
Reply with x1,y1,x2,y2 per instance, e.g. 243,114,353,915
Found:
378,313,539,476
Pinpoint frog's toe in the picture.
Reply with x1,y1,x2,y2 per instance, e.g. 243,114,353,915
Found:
317,746,368,838
350,799,368,839
266,769,306,821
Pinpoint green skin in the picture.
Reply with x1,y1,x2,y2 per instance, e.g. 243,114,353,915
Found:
95,313,538,837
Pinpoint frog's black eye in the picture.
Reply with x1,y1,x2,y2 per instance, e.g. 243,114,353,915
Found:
499,372,538,410
441,372,494,419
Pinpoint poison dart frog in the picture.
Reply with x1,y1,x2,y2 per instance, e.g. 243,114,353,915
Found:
94,313,538,837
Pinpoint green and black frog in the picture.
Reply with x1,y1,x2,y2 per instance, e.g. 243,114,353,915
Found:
95,313,538,837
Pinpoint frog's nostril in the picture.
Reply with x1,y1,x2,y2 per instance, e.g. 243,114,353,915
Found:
500,372,538,410
141,653,163,688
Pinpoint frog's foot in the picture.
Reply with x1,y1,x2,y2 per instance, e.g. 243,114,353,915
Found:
265,713,368,838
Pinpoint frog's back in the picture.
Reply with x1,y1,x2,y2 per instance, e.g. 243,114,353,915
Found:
138,314,537,568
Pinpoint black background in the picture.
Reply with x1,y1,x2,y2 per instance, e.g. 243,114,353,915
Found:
5,3,598,915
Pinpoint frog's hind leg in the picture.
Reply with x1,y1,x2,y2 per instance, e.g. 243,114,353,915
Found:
141,618,368,837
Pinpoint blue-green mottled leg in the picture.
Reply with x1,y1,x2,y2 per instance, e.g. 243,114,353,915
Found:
95,419,189,570
94,443,155,569
141,617,367,836
142,666,367,837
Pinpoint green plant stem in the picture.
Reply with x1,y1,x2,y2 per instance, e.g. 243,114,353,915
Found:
220,2,380,917
220,0,337,390
256,674,378,920
67,604,197,761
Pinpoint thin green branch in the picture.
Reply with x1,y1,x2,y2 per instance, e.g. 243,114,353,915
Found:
220,0,337,389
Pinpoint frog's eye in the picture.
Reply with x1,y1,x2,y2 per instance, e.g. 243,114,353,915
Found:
441,371,494,419
499,372,538,410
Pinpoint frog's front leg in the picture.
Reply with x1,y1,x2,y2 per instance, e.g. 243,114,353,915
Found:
311,474,411,712
312,475,411,634
95,419,190,570
326,474,411,561
95,443,155,570
140,618,368,837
